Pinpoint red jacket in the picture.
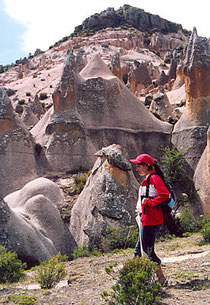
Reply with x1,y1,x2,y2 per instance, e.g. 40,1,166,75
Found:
140,171,169,226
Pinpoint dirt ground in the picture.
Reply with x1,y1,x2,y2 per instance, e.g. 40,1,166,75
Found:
0,234,209,305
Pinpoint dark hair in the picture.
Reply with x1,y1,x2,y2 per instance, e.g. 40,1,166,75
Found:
145,161,165,182
153,161,165,182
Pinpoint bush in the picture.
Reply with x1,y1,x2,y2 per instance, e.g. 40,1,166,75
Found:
74,171,91,194
201,220,210,243
18,99,26,105
34,253,68,289
102,257,161,305
0,246,26,284
161,146,187,185
179,207,200,233
39,92,48,100
100,226,139,252
72,245,102,259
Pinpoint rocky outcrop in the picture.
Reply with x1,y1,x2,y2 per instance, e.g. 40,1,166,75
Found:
69,144,138,249
194,127,210,216
129,61,152,95
172,28,210,170
1,177,75,264
0,88,37,197
149,89,178,123
74,5,187,35
31,50,172,175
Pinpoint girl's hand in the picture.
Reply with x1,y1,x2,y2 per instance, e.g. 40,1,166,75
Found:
142,198,148,205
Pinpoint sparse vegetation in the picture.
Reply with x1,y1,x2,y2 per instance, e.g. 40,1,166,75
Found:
0,294,36,305
102,257,161,305
72,245,102,259
0,246,26,284
74,170,91,194
34,252,68,289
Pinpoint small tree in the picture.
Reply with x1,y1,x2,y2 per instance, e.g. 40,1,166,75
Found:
0,246,26,283
102,257,161,305
34,252,68,289
160,146,187,185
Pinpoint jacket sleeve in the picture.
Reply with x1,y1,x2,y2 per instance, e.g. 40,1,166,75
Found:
146,174,170,207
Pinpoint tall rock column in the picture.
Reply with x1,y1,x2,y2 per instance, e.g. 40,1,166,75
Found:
172,28,210,170
0,88,37,197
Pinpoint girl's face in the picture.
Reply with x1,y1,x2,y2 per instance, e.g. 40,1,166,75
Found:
135,163,149,176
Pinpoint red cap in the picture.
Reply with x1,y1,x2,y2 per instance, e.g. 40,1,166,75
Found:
130,154,154,165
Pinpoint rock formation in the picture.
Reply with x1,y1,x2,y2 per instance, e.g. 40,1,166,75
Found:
69,144,138,249
172,28,210,170
31,50,172,175
1,177,75,264
0,88,37,197
74,5,187,36
194,127,210,216
149,89,178,123
129,61,152,95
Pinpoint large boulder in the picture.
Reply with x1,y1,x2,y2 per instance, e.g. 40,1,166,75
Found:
172,28,210,171
194,127,210,216
31,50,172,175
0,88,37,197
69,144,139,249
1,177,75,264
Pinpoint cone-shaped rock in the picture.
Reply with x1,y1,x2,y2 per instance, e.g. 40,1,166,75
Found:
31,51,172,174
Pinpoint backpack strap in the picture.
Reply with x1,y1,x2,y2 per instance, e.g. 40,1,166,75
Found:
146,173,158,198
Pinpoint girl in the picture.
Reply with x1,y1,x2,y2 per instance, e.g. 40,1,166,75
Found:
130,153,169,286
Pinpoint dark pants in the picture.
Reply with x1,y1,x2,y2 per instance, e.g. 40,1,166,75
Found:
134,224,161,265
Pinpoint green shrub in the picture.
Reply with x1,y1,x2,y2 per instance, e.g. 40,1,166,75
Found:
39,92,48,100
1,294,36,304
18,99,25,105
103,257,161,305
201,220,210,243
164,57,171,64
161,146,187,184
25,92,31,96
72,245,102,259
100,225,139,252
0,246,26,284
34,252,68,289
179,207,200,233
74,171,91,194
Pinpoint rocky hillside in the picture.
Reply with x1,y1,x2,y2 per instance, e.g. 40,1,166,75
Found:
74,5,190,35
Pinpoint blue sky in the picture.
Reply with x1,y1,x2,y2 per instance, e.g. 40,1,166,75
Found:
1,0,209,66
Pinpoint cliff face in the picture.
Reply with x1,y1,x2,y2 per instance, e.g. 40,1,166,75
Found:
74,5,188,35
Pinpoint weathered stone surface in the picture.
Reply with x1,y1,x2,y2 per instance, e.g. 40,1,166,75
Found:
31,51,172,175
69,144,138,249
129,61,152,95
149,90,178,122
0,88,37,197
172,28,210,170
2,177,75,263
194,127,210,216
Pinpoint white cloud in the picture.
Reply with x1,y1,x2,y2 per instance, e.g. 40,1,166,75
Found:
3,0,210,55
